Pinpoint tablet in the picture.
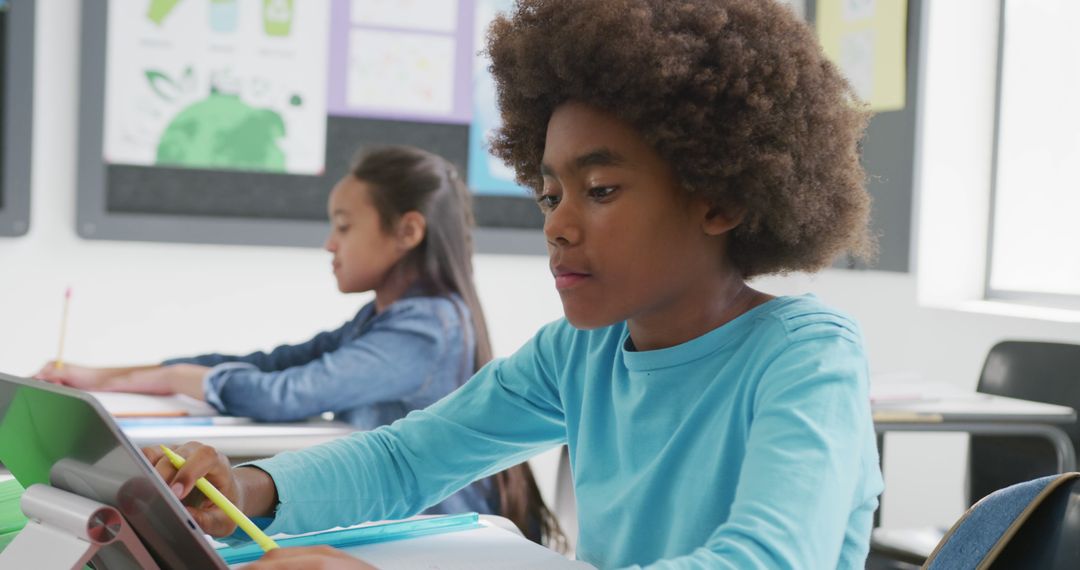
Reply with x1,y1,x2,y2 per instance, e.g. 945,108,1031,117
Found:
0,372,227,568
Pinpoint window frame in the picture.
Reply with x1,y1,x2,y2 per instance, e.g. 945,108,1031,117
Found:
984,0,1080,309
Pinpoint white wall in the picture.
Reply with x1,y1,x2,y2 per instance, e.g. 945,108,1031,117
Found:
0,1,567,370
3,0,1079,535
0,0,572,508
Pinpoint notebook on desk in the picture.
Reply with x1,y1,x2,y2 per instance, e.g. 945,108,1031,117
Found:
89,391,217,417
215,518,591,570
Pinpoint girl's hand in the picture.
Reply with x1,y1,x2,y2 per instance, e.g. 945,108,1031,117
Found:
32,362,198,396
34,361,113,390
246,546,379,569
142,442,245,537
111,364,210,398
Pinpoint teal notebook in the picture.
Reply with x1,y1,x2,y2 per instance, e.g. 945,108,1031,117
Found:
215,512,483,564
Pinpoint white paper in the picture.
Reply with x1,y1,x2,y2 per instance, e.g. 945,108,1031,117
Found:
842,0,876,21
839,30,875,103
346,29,456,115
89,392,217,417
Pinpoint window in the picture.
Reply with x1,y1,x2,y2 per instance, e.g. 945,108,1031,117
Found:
988,0,1080,304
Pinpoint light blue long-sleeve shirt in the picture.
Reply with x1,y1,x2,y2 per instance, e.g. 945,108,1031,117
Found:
165,293,495,516
250,294,884,569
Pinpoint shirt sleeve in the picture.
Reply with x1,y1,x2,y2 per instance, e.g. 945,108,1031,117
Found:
162,322,350,371
625,326,878,569
246,323,569,535
198,303,464,422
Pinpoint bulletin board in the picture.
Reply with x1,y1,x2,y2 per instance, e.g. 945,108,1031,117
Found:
811,0,924,273
0,0,34,237
75,0,542,253
76,0,922,268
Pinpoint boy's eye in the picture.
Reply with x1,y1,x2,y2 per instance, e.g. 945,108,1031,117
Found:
587,186,618,200
336,225,350,233
536,193,561,212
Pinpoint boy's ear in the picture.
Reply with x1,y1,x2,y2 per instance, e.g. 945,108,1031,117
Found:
700,201,745,236
396,211,427,251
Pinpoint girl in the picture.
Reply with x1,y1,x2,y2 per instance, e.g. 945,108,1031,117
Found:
147,0,884,567
36,146,556,540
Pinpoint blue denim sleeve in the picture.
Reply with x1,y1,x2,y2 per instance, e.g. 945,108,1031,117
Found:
162,319,354,371
245,321,569,535
200,301,458,422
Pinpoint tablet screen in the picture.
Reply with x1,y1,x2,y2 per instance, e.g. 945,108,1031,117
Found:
0,373,227,569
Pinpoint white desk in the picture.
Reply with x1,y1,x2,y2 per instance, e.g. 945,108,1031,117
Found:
871,387,1077,471
120,418,356,460
230,519,592,570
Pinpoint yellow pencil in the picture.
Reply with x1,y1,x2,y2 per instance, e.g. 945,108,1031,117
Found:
158,445,280,552
55,287,71,370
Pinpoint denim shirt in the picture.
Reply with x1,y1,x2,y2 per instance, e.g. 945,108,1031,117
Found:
163,292,495,515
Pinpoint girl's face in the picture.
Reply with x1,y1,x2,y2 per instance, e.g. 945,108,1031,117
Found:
539,101,732,331
323,176,407,294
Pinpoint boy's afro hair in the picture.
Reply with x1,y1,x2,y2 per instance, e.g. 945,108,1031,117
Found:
486,0,875,277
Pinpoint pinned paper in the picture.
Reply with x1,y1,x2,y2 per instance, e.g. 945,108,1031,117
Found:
816,0,908,112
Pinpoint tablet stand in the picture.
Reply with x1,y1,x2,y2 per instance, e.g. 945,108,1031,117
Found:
0,483,160,570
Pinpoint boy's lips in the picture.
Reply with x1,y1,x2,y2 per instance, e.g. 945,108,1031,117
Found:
552,264,592,290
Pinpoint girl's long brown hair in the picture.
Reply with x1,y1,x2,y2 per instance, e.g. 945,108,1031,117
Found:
351,146,564,549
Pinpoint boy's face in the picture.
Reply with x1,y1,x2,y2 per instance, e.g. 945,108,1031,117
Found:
540,101,726,331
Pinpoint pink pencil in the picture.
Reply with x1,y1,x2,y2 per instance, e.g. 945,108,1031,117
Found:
55,287,72,370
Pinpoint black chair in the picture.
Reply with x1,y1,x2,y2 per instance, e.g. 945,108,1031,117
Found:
968,341,1080,506
869,341,1080,568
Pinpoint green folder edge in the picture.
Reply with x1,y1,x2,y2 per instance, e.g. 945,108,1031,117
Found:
216,512,483,564
0,479,28,553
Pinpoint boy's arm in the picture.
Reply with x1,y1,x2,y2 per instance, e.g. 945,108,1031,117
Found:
242,324,568,535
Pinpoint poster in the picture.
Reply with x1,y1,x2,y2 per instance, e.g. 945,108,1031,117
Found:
466,0,529,197
328,0,473,124
816,0,907,112
104,0,331,174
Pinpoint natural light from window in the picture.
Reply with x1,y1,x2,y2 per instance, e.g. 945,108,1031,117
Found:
989,0,1080,298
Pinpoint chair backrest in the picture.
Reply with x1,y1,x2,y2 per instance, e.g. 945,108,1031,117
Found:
968,341,1080,506
991,476,1080,568
926,473,1080,570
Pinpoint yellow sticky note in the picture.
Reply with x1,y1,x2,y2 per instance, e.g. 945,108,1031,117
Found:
816,0,908,112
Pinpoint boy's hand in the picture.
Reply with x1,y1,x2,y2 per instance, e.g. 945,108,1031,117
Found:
247,546,379,569
142,442,244,537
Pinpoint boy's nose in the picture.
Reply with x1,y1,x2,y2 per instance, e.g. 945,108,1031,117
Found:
544,200,582,247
